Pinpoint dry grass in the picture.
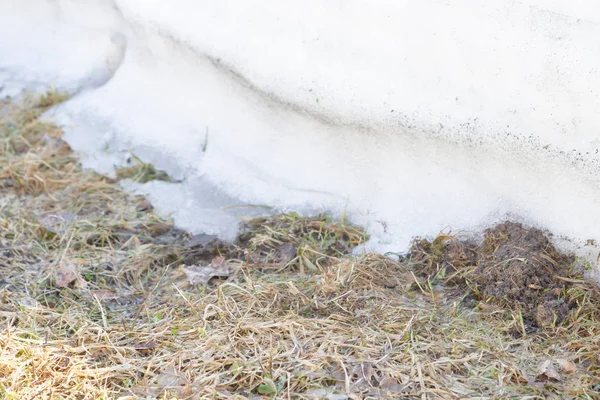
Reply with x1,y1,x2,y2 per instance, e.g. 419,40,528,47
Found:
1,93,600,399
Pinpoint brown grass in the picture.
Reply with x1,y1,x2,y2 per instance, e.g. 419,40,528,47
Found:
1,93,600,399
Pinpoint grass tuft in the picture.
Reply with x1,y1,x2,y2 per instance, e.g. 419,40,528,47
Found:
115,154,174,184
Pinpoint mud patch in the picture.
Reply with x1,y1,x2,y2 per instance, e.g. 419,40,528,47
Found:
411,222,584,331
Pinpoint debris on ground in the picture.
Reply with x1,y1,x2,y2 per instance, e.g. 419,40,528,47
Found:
410,221,600,334
182,256,231,287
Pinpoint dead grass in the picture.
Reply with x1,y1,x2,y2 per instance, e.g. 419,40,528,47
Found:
1,93,600,399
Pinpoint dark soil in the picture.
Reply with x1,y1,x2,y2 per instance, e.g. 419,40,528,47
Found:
410,221,582,330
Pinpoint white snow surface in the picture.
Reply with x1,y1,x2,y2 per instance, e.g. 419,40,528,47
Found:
2,0,600,274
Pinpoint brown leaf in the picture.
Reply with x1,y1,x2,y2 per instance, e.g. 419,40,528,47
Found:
211,256,227,269
91,290,119,300
379,375,405,393
39,213,75,234
135,197,153,212
155,372,180,387
146,222,172,236
349,362,374,390
134,341,158,351
185,233,219,248
555,358,576,374
89,348,109,359
55,263,82,288
277,244,297,264
358,362,374,382
536,360,561,381
131,379,157,398
183,257,231,286
155,366,189,391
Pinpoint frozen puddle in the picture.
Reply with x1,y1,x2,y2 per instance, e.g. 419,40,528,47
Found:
2,0,600,280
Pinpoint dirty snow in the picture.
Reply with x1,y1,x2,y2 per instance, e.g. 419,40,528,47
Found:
2,0,600,278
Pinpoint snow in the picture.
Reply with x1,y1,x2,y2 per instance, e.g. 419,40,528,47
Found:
2,0,600,274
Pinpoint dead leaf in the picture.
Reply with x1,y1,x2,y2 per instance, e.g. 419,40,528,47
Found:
91,290,119,300
134,341,158,351
89,348,109,359
379,375,405,393
135,197,153,212
131,379,158,398
358,362,374,383
183,257,231,286
185,233,219,248
555,358,576,374
133,342,157,357
277,244,297,264
39,212,75,235
146,222,172,236
55,263,84,288
349,362,375,390
211,256,227,268
154,366,190,396
536,360,561,381
156,372,180,388
120,234,141,251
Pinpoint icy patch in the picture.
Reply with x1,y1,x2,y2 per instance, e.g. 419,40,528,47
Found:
120,177,277,241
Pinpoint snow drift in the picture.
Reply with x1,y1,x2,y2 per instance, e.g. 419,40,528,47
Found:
2,0,600,272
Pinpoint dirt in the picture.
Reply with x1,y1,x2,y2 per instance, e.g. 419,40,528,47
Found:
411,221,585,330
476,222,576,329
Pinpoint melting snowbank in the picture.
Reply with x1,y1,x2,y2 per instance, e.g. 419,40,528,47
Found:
2,0,600,271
